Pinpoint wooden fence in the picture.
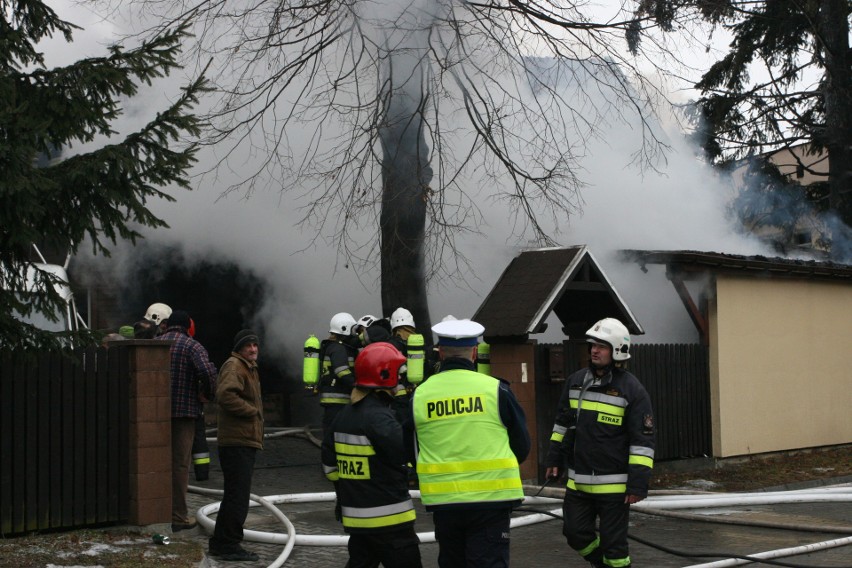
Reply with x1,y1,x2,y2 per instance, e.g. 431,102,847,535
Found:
630,343,711,460
0,346,130,536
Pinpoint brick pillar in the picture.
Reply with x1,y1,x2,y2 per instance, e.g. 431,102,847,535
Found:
127,340,172,525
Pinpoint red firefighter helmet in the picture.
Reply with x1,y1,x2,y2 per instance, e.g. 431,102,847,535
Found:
354,343,406,390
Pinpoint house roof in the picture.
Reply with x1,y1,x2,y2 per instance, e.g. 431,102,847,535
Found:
472,246,643,341
621,250,852,281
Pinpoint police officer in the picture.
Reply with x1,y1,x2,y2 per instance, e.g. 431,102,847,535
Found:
545,318,655,568
411,318,530,568
318,312,361,439
321,343,423,568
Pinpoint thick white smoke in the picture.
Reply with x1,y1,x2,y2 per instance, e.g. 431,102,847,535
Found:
49,0,777,361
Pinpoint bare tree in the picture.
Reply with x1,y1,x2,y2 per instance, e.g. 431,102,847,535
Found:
107,0,682,334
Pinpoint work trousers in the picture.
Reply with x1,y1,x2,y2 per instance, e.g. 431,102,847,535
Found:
171,417,196,524
192,413,210,481
432,508,511,568
346,526,423,568
562,490,631,567
209,445,257,553
321,404,345,441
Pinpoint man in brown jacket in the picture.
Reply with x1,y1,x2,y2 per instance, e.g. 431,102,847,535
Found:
208,329,264,562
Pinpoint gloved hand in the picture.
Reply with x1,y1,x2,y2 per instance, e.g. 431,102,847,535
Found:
334,499,342,522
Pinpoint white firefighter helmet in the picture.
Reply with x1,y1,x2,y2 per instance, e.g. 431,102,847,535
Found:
586,318,631,361
329,312,357,335
356,314,378,331
144,303,172,324
390,307,415,330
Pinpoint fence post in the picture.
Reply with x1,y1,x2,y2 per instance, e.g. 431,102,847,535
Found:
127,340,172,526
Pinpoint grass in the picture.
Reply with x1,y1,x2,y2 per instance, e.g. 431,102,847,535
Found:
652,444,852,492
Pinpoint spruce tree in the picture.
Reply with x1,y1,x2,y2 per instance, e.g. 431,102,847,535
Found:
683,0,849,247
1,0,207,349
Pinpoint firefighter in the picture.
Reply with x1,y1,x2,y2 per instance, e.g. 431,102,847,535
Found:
353,314,378,337
144,302,172,335
387,307,424,397
544,318,655,568
359,317,392,346
321,342,423,568
188,318,211,482
318,312,361,439
411,318,530,568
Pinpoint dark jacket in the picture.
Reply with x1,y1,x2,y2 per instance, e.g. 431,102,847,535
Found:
545,366,655,497
319,336,360,406
161,326,218,418
321,392,415,533
216,352,264,450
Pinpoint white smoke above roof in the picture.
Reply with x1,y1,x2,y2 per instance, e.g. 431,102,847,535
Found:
51,0,780,354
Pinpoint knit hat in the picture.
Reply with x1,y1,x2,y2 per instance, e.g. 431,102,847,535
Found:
168,310,191,330
118,325,135,339
233,329,260,352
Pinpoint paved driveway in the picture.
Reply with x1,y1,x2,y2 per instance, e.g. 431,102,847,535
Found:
183,433,852,567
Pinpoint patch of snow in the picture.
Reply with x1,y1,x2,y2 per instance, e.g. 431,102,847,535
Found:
80,543,126,556
680,479,720,490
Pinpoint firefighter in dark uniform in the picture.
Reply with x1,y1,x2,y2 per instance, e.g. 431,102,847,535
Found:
545,318,655,568
388,307,416,400
412,318,530,568
188,318,211,481
353,314,378,337
319,312,361,440
321,342,423,568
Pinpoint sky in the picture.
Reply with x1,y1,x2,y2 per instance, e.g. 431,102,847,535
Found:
42,0,774,362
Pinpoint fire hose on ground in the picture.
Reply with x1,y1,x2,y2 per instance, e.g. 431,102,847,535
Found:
189,429,852,567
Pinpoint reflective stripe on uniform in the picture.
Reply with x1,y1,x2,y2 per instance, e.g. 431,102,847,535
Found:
417,457,518,475
567,469,628,494
321,392,351,405
550,424,567,442
334,432,376,456
579,536,600,557
571,389,628,408
604,555,632,567
341,499,417,529
569,398,625,417
567,479,627,493
192,452,210,465
418,476,523,495
629,445,654,468
629,445,654,458
629,455,653,468
322,463,339,481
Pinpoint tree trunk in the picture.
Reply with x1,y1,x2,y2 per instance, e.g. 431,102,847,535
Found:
378,52,434,343
819,0,852,232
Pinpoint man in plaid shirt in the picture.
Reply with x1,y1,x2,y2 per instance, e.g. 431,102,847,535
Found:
160,309,218,532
